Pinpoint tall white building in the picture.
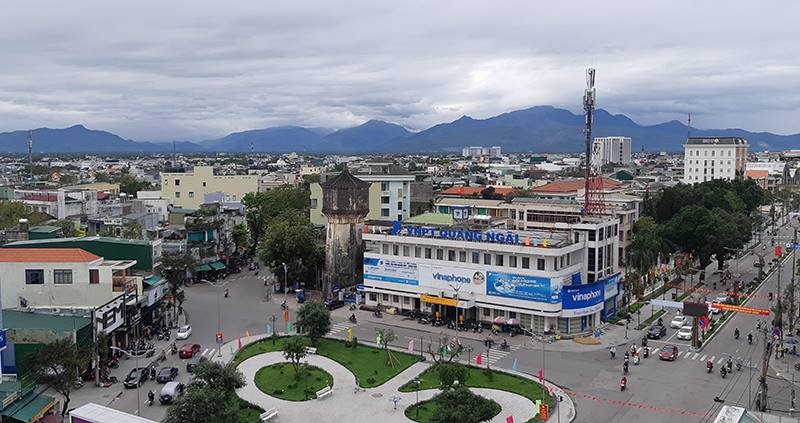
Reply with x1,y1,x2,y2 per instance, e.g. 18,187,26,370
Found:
592,136,632,165
683,137,748,184
462,146,502,158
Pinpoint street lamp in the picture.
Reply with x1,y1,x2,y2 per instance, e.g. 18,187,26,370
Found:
110,346,148,416
448,283,461,337
282,262,289,302
210,279,233,357
412,378,421,418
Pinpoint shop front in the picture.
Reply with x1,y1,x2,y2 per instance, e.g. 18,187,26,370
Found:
560,281,605,335
600,273,622,321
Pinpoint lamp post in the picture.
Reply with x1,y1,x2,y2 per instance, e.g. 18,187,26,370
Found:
413,378,421,418
110,346,148,416
282,262,289,303
754,245,768,281
448,283,462,337
210,280,232,357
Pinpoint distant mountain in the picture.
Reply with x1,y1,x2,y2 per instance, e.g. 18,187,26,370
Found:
4,108,799,153
0,124,202,153
324,120,412,152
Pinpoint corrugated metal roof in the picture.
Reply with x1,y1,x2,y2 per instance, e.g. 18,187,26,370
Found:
0,248,100,263
4,309,91,332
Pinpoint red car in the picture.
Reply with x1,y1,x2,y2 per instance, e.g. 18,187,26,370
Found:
659,345,678,361
179,343,201,359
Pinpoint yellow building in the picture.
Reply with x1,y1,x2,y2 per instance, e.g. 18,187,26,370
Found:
160,166,258,209
65,182,121,195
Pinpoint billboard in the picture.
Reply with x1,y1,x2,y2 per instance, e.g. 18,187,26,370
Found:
561,282,604,317
418,264,486,295
363,257,419,286
94,295,126,335
486,272,561,304
601,273,621,299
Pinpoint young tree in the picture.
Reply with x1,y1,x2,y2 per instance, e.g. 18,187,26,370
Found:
376,328,397,367
296,301,331,345
165,386,239,423
231,223,249,251
192,361,246,392
120,221,142,239
161,253,197,322
29,338,90,416
435,363,470,391
431,385,501,423
56,219,77,238
282,337,308,378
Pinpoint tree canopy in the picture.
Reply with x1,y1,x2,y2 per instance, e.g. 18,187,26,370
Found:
29,339,91,416
430,385,501,423
258,213,323,289
242,186,310,246
164,385,239,423
191,361,245,392
296,301,331,345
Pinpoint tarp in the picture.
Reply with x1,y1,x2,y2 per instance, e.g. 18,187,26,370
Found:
142,275,163,287
2,393,56,422
194,264,212,272
209,261,226,271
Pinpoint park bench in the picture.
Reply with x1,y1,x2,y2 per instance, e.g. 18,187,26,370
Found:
259,408,278,422
316,385,332,399
304,346,317,355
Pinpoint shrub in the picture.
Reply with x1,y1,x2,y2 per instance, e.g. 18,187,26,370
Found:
366,377,376,385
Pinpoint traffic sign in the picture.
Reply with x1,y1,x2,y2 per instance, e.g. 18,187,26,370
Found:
698,317,709,329
788,243,800,249
215,331,223,344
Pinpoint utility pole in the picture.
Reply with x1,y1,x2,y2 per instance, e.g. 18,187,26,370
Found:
758,324,771,412
27,130,33,182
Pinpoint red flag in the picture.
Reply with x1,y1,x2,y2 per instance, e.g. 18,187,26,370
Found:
776,246,783,257
284,310,289,322
476,353,482,365
506,417,514,423
538,369,543,382
237,337,242,350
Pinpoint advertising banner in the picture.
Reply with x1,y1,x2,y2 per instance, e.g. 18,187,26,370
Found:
418,264,486,295
600,273,621,300
561,282,604,317
486,272,561,304
94,295,126,335
363,256,418,286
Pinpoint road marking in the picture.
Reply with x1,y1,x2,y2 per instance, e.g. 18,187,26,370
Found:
202,348,209,356
710,355,715,363
700,354,707,361
676,351,683,357
692,353,700,360
207,348,216,357
718,357,725,364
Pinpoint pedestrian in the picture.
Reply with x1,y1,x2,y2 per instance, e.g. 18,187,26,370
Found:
610,346,616,359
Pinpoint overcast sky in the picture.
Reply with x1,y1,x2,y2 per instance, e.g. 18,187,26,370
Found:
1,1,798,140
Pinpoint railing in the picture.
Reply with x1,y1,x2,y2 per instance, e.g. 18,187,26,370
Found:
112,276,137,292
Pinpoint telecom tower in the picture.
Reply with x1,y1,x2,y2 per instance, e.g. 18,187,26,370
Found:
27,130,33,182
583,68,605,215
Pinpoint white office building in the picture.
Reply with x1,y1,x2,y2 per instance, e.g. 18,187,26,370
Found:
462,146,502,158
593,136,632,165
361,216,622,336
683,137,748,183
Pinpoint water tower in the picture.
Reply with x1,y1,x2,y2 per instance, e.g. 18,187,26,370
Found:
321,169,370,296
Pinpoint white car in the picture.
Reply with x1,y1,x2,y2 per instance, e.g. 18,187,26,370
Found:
176,325,192,340
670,314,687,328
676,325,693,340
706,302,721,315
715,294,729,304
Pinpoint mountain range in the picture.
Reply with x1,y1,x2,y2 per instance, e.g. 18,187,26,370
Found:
2,106,798,154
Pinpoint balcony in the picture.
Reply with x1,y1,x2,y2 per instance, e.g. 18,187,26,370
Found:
112,276,138,294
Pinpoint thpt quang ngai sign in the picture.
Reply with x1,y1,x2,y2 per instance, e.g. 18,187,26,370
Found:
710,302,770,316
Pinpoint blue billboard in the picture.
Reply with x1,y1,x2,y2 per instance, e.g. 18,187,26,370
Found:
486,272,561,304
562,282,605,317
363,257,419,286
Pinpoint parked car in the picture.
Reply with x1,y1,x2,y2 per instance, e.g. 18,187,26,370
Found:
715,294,730,304
159,381,185,404
123,367,149,389
676,326,693,341
647,325,667,339
659,345,679,361
186,355,209,373
670,314,687,328
176,325,192,340
706,302,720,315
179,343,201,359
324,299,344,310
156,367,179,383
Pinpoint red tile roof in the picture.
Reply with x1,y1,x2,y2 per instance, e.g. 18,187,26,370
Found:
0,248,101,263
533,178,622,193
745,170,768,179
440,186,515,197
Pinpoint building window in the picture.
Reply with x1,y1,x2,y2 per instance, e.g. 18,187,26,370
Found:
598,229,604,240
522,257,530,269
471,252,480,264
402,245,410,256
175,179,181,186
588,230,596,241
381,182,388,191
392,245,399,255
381,208,390,217
509,311,517,319
382,294,389,302
574,233,580,243
483,308,491,317
553,257,558,270
403,297,410,305
448,250,456,261
588,248,596,271
53,269,73,284
436,249,444,260
25,269,44,285
382,244,389,254
414,247,421,258
188,191,194,198
560,256,566,268
495,254,504,266
381,196,390,204
458,251,466,262
369,293,377,302
537,258,545,271
397,202,403,210
175,191,181,198
484,253,491,265
425,248,432,259
509,256,517,267
89,269,100,284
310,199,318,209
392,295,399,303
398,214,402,221
202,181,207,187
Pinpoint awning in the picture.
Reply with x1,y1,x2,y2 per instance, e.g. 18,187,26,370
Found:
2,393,57,422
194,264,212,272
209,261,226,271
420,294,457,307
143,275,164,287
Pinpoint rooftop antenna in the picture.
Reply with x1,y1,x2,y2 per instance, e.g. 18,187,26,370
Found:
27,130,33,182
583,68,605,216
687,113,692,140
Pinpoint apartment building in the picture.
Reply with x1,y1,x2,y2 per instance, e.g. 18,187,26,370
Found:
593,136,632,165
160,166,258,209
683,137,748,183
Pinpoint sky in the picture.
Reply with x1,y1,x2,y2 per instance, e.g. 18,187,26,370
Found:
1,1,799,141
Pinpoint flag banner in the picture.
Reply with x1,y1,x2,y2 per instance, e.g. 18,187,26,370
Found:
408,339,414,353
287,322,293,333
347,327,353,341
476,353,482,365
376,333,382,345
284,310,289,322
512,359,518,371
538,369,543,382
506,417,514,423
266,324,272,336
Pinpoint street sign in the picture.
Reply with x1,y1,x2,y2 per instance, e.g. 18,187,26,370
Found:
711,302,770,316
216,331,223,344
787,243,800,249
698,317,709,329
651,299,683,309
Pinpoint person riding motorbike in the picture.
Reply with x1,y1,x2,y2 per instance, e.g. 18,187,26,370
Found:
734,328,740,339
624,351,630,364
641,337,648,347
610,346,616,359
501,339,509,351
706,360,714,373
633,353,640,365
349,313,357,323
630,344,637,355
643,346,649,358
620,376,627,391
721,366,727,378
748,333,753,344
147,390,155,406
623,361,629,374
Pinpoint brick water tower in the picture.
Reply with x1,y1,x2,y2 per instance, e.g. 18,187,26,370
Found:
321,169,370,297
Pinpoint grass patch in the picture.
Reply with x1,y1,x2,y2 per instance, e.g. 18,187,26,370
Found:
405,390,501,423
234,336,419,388
254,363,333,401
405,399,438,422
399,365,551,422
233,397,264,423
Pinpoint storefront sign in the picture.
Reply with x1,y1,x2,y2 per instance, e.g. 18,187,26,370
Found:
561,282,604,317
418,264,486,295
391,221,521,245
363,256,419,286
0,329,6,351
420,294,458,307
94,295,126,334
486,272,561,304
601,273,621,300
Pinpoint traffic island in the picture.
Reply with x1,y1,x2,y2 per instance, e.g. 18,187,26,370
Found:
254,363,334,401
405,386,501,423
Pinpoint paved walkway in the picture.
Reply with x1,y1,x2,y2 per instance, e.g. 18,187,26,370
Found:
236,352,539,423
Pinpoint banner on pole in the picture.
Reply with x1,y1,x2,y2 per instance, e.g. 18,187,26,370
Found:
408,339,414,353
347,327,353,341
476,353,482,365
538,369,543,382
287,322,293,333
283,310,289,322
512,359,518,371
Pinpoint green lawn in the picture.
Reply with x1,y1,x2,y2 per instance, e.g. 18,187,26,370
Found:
405,399,439,422
399,365,552,423
254,363,333,401
233,336,420,388
234,397,264,423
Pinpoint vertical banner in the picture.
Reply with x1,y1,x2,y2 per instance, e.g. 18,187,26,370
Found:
408,339,414,353
512,359,518,371
237,337,242,350
283,310,289,322
506,417,515,423
476,353,482,365
287,322,293,333
347,327,353,341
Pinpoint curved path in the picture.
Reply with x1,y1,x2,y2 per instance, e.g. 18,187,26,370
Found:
237,352,537,422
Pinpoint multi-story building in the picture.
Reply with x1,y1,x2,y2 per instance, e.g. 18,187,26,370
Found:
310,165,415,225
361,216,622,336
593,136,632,165
683,137,748,183
0,248,141,309
160,166,258,209
14,188,98,219
461,146,502,158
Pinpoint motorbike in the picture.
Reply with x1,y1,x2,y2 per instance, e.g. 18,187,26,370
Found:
107,357,120,369
170,343,178,355
748,334,753,345
620,378,627,391
735,329,740,340
349,314,357,324
500,341,510,352
736,361,742,372
643,347,649,358
623,362,629,375
707,361,714,373
633,354,640,365
373,309,383,318
147,391,154,407
721,367,727,379
159,350,167,362
349,304,357,311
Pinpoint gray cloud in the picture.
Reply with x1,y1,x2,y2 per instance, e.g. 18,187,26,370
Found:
1,0,798,140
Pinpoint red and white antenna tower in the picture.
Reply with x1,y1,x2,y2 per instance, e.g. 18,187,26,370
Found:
583,68,606,216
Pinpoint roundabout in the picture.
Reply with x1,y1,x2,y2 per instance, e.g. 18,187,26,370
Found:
254,363,333,401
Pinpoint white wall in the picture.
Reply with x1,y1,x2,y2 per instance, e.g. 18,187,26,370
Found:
0,261,119,308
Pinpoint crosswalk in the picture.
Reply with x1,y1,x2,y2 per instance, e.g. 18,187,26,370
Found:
200,347,218,358
328,321,356,335
484,344,522,365
629,346,751,367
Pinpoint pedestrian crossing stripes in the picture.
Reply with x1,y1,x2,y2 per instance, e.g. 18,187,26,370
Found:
483,344,521,365
635,347,751,367
201,348,217,358
328,321,355,335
